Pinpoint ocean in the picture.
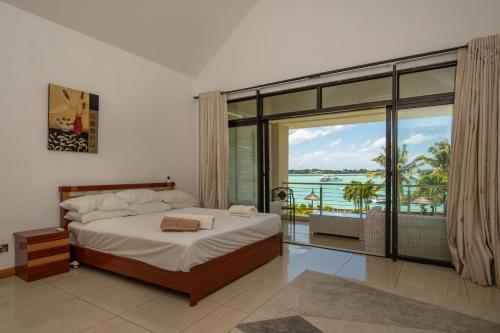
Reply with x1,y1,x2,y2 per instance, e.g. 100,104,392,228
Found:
287,173,444,213
287,173,383,210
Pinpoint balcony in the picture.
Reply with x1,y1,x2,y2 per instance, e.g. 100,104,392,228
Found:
277,182,450,261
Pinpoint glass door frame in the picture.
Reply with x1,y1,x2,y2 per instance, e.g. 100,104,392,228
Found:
227,60,456,264
391,62,456,265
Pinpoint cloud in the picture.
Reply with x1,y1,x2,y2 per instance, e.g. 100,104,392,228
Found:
290,151,327,165
371,137,386,149
289,125,346,145
359,136,386,152
402,133,432,145
329,138,342,147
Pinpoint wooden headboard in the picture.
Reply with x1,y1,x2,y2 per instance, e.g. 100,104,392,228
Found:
58,182,176,227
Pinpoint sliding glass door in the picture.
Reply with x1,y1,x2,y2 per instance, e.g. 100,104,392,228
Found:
395,105,453,262
394,64,456,263
226,60,457,264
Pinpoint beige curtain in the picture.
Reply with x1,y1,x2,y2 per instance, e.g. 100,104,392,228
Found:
198,91,229,209
447,34,500,287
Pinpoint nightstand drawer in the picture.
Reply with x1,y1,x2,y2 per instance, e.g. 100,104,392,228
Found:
28,244,69,260
27,253,70,268
27,238,69,252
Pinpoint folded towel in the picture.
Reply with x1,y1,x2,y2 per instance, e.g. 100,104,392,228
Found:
164,213,215,230
229,205,257,218
161,216,200,232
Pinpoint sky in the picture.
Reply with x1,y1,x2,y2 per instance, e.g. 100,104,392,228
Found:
288,114,452,170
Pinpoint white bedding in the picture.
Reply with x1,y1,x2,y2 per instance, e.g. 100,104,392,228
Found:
69,207,281,272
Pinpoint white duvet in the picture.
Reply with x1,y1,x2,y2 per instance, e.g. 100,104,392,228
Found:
69,207,281,272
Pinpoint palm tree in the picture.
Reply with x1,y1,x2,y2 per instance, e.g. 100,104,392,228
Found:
343,180,379,211
414,139,450,184
368,144,423,205
414,139,451,213
343,181,362,211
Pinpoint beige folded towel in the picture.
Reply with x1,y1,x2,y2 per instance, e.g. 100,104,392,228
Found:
229,205,257,217
161,216,200,232
164,213,215,230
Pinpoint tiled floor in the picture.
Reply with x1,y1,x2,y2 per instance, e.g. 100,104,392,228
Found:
1,244,499,332
283,221,366,252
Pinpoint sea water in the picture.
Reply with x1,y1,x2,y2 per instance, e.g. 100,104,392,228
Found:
286,173,382,210
287,173,444,213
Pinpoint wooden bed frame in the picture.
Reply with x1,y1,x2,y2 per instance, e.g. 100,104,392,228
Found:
59,183,283,306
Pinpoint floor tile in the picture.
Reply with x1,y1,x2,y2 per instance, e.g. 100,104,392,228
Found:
1,244,495,332
83,317,151,333
226,283,281,313
206,277,257,304
182,306,247,333
243,257,288,282
396,261,469,302
81,278,161,314
0,284,74,324
121,292,219,333
399,261,456,279
261,265,306,288
0,298,112,333
465,280,500,310
43,266,121,297
336,254,402,287
0,277,45,297
283,244,311,263
289,248,353,276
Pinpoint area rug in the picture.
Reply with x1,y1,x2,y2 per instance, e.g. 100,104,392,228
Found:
232,270,500,333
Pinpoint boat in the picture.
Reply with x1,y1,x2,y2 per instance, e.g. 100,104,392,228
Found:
320,175,331,182
320,175,343,182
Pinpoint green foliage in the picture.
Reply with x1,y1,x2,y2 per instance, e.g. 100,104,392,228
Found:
323,205,333,212
366,139,450,215
294,203,312,216
414,139,451,213
342,179,379,211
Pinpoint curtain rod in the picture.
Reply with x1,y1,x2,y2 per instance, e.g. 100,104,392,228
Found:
193,45,466,100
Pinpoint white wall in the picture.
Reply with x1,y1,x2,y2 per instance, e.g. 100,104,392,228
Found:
0,2,197,269
198,0,500,91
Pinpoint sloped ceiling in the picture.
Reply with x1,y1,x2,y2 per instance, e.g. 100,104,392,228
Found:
1,0,257,77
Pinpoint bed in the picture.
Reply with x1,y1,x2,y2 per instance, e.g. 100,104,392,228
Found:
59,183,283,306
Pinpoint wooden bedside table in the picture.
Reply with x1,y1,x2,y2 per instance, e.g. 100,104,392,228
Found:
13,228,70,281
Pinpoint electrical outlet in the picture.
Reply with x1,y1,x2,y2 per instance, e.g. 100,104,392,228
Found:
0,244,8,253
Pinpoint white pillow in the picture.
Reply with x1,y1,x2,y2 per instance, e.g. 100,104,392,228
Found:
65,210,132,224
97,193,130,211
59,194,103,214
169,202,195,209
115,189,161,204
59,193,129,214
158,190,197,204
129,202,171,215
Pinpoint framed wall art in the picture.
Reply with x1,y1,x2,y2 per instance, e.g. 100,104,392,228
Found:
48,84,99,153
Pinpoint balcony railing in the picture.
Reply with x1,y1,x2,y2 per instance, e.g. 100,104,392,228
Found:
283,182,448,217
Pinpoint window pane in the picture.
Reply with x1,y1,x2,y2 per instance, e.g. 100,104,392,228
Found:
396,104,452,262
322,77,392,108
399,67,456,98
229,125,258,206
227,99,256,120
263,89,316,116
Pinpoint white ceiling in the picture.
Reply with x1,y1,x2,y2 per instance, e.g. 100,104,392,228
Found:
1,0,257,77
